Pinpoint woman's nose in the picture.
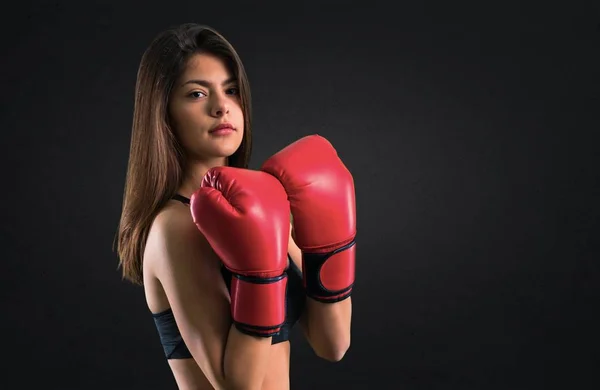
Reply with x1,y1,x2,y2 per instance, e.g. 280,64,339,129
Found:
210,94,229,117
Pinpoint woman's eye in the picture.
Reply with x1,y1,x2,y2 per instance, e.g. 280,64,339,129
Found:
189,91,206,98
226,87,239,95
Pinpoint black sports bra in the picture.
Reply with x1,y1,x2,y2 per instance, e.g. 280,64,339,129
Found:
151,194,306,359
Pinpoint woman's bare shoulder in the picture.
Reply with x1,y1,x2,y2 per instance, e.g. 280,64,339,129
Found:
144,201,214,276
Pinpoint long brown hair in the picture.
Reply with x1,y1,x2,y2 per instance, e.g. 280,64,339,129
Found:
114,23,253,285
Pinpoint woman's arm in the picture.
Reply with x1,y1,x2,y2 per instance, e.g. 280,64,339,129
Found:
289,226,352,362
146,209,272,390
299,295,352,362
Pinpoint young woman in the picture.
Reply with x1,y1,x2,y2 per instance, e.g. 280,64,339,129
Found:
115,23,353,390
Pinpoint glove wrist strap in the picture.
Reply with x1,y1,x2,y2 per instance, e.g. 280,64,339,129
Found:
230,272,288,337
303,239,356,303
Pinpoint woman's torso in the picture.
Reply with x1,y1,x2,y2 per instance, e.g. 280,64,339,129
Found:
143,198,303,390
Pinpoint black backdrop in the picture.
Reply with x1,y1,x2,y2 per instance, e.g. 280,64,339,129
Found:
2,1,599,389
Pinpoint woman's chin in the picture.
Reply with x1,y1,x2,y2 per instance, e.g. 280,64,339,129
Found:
190,136,243,162
202,145,241,160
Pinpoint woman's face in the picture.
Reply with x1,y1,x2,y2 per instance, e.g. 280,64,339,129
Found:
168,53,244,163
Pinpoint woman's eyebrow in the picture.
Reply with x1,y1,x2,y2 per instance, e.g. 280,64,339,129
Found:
180,77,236,88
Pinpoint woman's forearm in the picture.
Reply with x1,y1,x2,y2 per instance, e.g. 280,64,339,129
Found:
221,325,273,390
302,297,352,362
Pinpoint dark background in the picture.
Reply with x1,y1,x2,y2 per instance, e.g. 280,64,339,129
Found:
2,1,599,389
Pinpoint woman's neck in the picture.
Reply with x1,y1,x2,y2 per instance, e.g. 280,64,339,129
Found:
177,157,227,198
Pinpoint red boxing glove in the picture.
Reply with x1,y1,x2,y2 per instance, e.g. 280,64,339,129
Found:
261,135,356,303
190,167,290,337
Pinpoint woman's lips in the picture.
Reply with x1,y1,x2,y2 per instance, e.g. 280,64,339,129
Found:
209,123,235,135
210,127,235,136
